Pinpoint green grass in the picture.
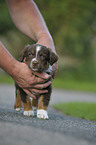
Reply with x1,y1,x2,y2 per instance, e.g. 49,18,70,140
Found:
0,74,14,84
1,74,96,93
53,102,96,121
53,78,96,92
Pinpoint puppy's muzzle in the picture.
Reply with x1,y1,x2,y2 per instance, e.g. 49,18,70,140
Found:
30,59,39,71
32,60,39,66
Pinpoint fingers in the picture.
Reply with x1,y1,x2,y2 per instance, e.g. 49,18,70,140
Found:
23,81,51,97
52,69,56,79
29,88,48,94
32,81,52,89
29,76,51,85
23,89,36,99
52,62,58,79
32,71,51,80
23,84,50,99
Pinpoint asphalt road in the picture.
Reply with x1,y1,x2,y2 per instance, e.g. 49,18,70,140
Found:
0,84,96,145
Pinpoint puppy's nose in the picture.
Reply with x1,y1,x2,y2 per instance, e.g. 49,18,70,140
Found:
32,60,39,65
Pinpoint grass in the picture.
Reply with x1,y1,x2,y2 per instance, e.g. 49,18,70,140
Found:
1,74,96,93
53,78,96,92
0,74,14,84
53,102,96,121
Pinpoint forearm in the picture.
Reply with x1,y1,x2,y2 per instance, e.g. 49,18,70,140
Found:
0,41,18,76
6,0,56,52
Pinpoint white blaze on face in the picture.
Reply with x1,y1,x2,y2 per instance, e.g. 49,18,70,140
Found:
30,45,41,69
32,45,41,62
36,45,41,57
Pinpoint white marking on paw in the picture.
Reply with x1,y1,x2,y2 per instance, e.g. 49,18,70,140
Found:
37,109,49,119
15,108,21,112
23,110,34,116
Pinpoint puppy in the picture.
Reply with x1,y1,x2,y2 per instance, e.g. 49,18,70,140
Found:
14,44,58,119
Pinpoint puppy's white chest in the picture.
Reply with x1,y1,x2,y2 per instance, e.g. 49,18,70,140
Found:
45,65,53,75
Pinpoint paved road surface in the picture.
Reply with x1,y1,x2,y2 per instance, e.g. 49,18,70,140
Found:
0,84,96,145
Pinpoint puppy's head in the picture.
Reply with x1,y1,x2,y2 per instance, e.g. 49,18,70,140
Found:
19,44,58,72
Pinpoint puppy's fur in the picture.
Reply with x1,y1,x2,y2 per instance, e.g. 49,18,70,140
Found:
14,44,58,119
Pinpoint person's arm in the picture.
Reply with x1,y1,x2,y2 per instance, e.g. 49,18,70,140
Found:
6,0,58,77
0,42,51,98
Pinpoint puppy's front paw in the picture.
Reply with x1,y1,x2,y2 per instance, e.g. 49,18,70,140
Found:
23,110,34,117
15,107,21,112
37,109,49,119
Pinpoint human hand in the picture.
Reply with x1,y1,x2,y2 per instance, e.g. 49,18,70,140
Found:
36,34,58,78
52,62,58,79
11,61,51,98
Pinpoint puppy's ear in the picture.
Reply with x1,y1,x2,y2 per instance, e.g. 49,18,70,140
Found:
19,45,30,62
49,51,58,65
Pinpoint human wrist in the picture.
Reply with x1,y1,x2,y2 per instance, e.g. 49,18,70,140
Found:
0,42,20,78
9,60,20,79
36,32,56,53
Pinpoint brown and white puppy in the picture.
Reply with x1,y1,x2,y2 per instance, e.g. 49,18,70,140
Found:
14,44,58,119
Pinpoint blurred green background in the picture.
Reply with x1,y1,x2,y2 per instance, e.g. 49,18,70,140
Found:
0,0,96,91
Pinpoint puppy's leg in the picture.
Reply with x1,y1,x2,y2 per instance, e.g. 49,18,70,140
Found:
37,86,52,119
18,87,34,117
14,87,22,111
23,96,34,117
37,86,51,119
37,95,48,119
32,98,38,111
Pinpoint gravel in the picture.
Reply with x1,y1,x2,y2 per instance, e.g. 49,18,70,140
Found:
0,84,96,145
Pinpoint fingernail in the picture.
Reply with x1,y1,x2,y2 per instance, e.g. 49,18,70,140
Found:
49,81,52,84
45,90,48,93
45,74,51,78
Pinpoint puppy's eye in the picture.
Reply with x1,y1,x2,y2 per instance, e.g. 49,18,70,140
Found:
30,54,33,57
28,53,34,57
41,55,45,59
